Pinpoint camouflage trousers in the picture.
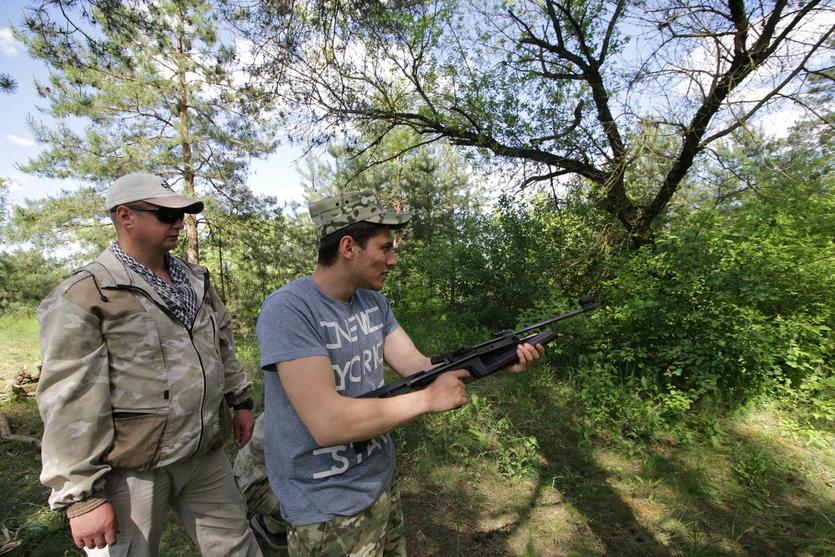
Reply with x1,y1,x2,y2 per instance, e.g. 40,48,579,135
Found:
288,475,406,557
244,480,288,535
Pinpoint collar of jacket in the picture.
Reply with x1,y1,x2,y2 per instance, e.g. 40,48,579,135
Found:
80,248,209,311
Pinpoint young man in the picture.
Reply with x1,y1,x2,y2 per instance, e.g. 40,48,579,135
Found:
37,173,261,556
256,191,544,556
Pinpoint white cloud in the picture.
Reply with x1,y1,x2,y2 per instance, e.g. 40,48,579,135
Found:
5,176,22,193
759,106,807,139
0,27,20,56
6,134,35,147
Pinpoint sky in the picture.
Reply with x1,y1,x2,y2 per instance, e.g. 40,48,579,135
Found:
2,2,828,210
0,1,308,208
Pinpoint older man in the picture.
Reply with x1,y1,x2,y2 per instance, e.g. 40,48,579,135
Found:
36,173,261,556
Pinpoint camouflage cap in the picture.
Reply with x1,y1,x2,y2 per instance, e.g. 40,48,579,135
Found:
309,191,411,241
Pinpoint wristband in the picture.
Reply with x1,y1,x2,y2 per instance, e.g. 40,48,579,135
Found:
231,399,254,411
66,495,109,518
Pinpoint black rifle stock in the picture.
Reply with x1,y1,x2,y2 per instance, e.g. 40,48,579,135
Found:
359,296,598,399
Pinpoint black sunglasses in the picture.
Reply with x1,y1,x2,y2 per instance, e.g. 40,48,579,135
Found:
124,205,186,225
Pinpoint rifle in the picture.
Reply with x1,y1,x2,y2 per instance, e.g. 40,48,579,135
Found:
359,296,598,399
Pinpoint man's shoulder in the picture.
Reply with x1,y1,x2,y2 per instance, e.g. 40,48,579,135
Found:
44,271,95,302
46,251,118,299
262,277,311,306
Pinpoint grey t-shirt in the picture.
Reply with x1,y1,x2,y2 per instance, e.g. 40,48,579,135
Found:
256,276,400,526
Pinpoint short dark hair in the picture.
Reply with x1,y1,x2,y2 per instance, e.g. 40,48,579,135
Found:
317,221,389,266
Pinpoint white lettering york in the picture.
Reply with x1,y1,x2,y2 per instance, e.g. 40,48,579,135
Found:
373,341,384,368
363,349,373,373
333,356,360,391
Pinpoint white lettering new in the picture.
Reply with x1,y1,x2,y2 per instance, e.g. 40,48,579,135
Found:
355,307,383,335
320,321,342,349
319,320,357,349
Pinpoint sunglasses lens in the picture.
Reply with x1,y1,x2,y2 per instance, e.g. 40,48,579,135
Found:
157,208,185,224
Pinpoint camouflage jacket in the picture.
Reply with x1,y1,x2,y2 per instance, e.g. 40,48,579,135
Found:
36,248,252,514
233,412,268,494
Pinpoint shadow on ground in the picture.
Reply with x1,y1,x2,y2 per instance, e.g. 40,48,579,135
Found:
398,379,835,557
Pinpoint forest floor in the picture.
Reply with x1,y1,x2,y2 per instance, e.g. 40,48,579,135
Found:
1,312,833,556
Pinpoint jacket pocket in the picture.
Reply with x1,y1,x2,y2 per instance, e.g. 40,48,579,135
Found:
106,411,168,470
103,313,169,408
209,399,232,451
209,313,222,358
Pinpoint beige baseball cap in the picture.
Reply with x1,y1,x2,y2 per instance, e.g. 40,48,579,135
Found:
309,191,411,241
105,173,204,212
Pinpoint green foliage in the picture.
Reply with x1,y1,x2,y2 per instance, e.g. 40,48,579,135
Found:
238,0,832,243
407,392,544,479
567,183,833,430
199,195,317,329
0,178,9,227
5,187,112,262
389,192,606,341
0,309,41,377
0,73,18,94
731,446,784,499
0,250,67,311
774,372,835,448
389,122,834,442
18,0,276,186
16,0,278,261
300,127,482,244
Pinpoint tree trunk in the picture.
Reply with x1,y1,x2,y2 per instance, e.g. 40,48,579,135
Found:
176,8,199,264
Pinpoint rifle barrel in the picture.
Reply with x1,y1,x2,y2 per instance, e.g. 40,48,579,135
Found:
513,301,598,337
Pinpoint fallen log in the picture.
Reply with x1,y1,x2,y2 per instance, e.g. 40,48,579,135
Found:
0,412,41,449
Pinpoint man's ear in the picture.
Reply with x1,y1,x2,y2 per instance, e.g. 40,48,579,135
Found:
338,235,356,260
112,205,133,229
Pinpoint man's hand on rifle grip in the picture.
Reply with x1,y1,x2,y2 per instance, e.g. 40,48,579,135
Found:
424,369,472,412
504,343,545,374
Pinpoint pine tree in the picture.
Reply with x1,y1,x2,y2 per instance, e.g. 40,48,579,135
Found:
17,0,277,262
0,73,17,93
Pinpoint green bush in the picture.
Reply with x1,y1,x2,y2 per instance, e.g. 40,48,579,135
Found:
567,199,834,429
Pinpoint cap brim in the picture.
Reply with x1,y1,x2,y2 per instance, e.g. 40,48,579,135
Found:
144,196,204,213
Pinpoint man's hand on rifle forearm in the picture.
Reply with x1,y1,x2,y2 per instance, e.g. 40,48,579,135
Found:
504,343,545,374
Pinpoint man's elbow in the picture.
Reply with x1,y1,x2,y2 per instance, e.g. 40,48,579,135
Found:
308,425,345,448
295,394,362,447
304,409,351,447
